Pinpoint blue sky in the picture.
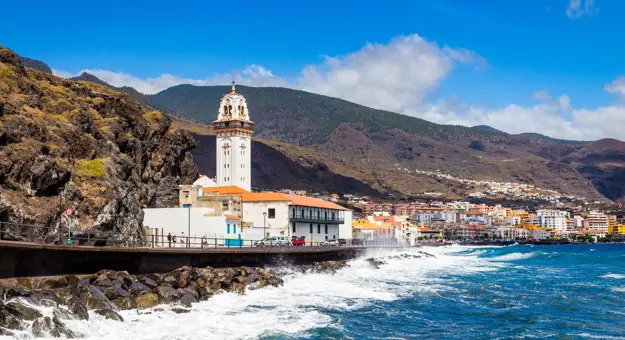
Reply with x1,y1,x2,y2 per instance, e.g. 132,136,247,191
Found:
2,0,624,140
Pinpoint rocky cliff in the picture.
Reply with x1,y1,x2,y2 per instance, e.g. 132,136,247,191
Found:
0,46,198,244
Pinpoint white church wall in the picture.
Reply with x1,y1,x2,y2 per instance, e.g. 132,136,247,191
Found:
142,208,230,243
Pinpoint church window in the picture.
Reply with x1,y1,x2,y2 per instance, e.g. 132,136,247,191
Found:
268,208,276,219
309,224,313,233
317,224,321,234
325,225,328,234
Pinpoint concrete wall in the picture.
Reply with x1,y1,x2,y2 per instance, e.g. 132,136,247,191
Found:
0,242,363,278
143,207,235,242
339,211,353,240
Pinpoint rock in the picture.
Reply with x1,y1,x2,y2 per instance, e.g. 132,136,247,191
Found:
163,275,177,286
219,268,236,285
67,296,89,320
94,274,113,287
4,297,43,320
29,290,60,306
228,282,246,294
242,267,260,283
195,278,206,289
95,309,124,322
38,298,58,308
140,277,158,289
76,278,91,289
171,308,190,314
111,296,136,310
0,328,14,336
179,294,197,308
366,258,387,269
0,303,26,330
156,285,179,302
50,317,78,338
233,276,250,285
267,277,284,287
52,307,75,321
180,287,200,300
79,284,114,310
31,316,54,337
127,282,151,295
4,287,31,299
104,285,130,300
135,293,159,309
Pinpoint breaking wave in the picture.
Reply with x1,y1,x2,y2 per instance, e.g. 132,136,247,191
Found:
601,273,625,279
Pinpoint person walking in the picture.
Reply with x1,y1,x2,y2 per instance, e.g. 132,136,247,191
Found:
181,232,185,248
167,233,172,248
172,234,177,248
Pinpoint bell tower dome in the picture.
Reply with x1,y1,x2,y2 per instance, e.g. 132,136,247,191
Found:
213,81,254,191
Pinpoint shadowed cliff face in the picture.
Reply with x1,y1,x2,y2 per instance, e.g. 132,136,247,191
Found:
190,134,382,197
0,46,198,243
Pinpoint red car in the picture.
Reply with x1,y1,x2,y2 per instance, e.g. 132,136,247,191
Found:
291,236,306,246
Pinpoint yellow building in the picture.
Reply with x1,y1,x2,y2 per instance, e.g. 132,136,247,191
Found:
608,224,625,235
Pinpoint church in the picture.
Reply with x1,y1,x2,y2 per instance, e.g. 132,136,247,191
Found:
144,83,352,245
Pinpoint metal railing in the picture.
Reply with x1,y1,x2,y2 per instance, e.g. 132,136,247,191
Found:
289,214,345,224
0,221,407,249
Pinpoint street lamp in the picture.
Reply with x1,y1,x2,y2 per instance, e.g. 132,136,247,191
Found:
263,212,267,238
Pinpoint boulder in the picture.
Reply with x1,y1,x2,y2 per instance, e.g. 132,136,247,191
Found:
4,287,31,299
156,285,179,303
111,296,136,310
31,316,54,337
52,307,75,321
79,284,113,310
95,309,124,322
242,267,260,283
38,299,58,308
233,276,250,285
140,277,158,289
50,317,78,338
134,293,158,309
267,277,284,287
127,282,151,295
93,274,113,287
4,297,43,321
162,275,177,286
171,308,190,314
29,290,60,306
179,294,197,308
0,328,14,336
177,288,199,300
104,285,130,300
0,303,26,330
67,296,89,320
228,283,246,294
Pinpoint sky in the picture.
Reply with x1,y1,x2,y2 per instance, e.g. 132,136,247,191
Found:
2,0,625,141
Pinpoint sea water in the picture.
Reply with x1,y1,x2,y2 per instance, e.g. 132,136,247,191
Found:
5,244,625,339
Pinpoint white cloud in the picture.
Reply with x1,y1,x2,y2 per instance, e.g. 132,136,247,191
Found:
566,0,598,19
605,76,625,98
53,65,287,94
298,34,484,113
52,33,625,141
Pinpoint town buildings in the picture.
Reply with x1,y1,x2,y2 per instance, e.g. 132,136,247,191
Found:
143,84,352,245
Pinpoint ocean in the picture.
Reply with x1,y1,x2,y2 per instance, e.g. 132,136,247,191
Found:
6,244,625,339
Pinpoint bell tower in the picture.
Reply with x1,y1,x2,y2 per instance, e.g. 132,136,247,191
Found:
213,81,254,191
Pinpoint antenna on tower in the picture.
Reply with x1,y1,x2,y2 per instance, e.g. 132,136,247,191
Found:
231,78,236,93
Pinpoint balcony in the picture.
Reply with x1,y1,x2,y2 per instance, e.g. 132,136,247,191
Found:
289,214,344,224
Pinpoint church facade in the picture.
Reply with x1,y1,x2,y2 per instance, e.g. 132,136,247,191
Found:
214,82,254,191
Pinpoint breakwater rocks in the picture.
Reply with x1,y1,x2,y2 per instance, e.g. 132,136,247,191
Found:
0,261,349,337
366,251,437,269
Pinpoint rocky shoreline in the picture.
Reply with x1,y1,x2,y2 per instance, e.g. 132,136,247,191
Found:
0,261,348,338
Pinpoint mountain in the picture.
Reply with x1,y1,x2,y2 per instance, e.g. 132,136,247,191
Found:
18,56,52,74
0,46,198,242
64,74,625,203
471,125,506,135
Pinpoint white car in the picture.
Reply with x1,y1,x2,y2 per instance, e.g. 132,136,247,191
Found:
254,236,292,247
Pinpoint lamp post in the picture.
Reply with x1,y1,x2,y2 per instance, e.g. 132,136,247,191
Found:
263,212,267,238
188,206,191,248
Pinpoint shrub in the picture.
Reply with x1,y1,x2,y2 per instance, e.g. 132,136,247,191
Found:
75,158,107,178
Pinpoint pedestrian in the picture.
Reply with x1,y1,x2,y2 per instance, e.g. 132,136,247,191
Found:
201,236,206,249
181,232,185,248
167,233,172,248
172,234,177,248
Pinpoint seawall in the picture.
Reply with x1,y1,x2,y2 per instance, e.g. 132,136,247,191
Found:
0,241,364,278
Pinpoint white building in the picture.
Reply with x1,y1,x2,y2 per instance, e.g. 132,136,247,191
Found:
536,209,570,218
584,211,609,233
528,215,567,233
214,82,254,191
142,208,244,246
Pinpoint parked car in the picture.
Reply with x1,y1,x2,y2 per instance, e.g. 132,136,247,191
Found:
291,236,306,246
254,236,292,247
337,238,347,246
322,239,340,246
